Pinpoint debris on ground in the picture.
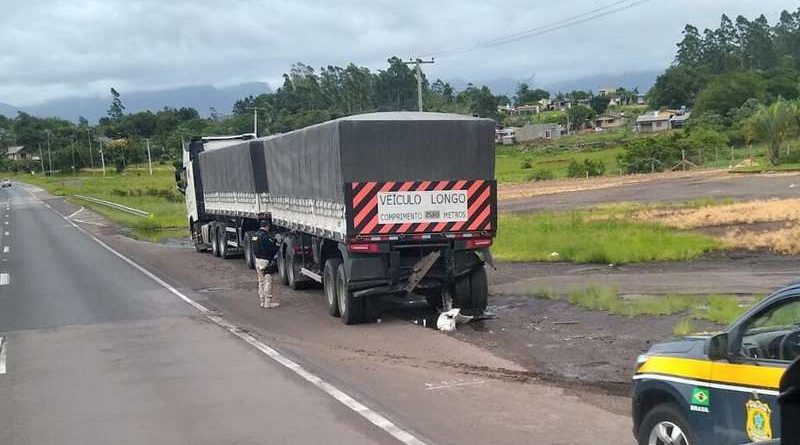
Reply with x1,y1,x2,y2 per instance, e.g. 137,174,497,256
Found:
437,308,474,332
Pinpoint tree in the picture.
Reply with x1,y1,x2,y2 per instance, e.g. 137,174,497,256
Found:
693,72,766,116
515,83,549,105
566,105,596,130
589,95,611,114
746,100,799,165
676,24,704,66
649,66,706,109
469,86,498,119
107,88,125,120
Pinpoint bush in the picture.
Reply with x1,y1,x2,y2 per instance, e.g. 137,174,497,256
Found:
618,136,682,173
520,159,533,169
567,159,606,178
526,169,554,181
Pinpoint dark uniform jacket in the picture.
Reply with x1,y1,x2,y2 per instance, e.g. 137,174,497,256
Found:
253,230,279,260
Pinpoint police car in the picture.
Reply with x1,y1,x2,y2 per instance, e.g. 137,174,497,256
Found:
632,282,800,445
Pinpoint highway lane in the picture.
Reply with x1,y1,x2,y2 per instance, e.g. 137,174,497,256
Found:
0,184,400,445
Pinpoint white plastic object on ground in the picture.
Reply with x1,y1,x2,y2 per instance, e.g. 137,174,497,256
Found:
437,308,474,332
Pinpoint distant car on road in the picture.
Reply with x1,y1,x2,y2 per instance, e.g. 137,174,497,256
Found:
1,179,11,188
632,282,800,445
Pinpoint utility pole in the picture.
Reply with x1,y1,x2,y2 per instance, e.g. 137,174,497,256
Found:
87,129,95,173
46,130,53,175
38,144,45,174
99,140,106,176
145,138,153,176
246,107,269,137
403,58,435,112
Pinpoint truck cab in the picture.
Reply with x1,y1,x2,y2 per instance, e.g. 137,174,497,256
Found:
632,282,800,445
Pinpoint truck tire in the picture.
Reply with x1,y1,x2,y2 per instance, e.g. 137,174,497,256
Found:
323,258,342,317
469,266,489,313
285,238,307,290
277,244,289,285
218,227,230,259
453,267,488,313
637,403,696,445
336,263,364,325
211,225,221,258
243,231,255,269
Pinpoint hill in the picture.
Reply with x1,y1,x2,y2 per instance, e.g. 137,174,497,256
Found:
0,82,270,122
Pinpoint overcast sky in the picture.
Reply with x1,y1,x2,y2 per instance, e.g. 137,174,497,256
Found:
0,0,793,106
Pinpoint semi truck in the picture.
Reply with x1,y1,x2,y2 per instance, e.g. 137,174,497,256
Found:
177,112,497,324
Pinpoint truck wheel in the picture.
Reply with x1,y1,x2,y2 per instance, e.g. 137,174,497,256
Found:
324,258,342,317
211,225,221,258
218,227,230,259
336,263,364,325
285,239,306,290
277,246,289,285
243,231,255,269
469,266,489,313
638,403,696,445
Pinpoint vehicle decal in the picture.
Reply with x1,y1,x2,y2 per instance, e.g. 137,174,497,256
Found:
636,356,782,391
690,387,710,412
633,374,779,397
745,398,773,441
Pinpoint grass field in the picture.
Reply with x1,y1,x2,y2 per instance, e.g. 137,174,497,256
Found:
530,285,760,335
15,166,187,240
495,145,624,183
493,212,719,264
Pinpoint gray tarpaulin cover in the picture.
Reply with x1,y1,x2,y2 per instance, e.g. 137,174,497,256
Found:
258,112,495,205
198,140,268,194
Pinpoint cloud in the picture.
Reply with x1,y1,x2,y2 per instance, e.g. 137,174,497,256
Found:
0,0,793,105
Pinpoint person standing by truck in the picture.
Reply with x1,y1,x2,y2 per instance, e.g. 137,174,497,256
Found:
253,220,280,308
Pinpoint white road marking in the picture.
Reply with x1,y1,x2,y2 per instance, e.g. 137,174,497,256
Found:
3,232,7,236
67,207,84,219
3,246,8,253
72,219,106,227
3,221,7,225
0,337,6,375
425,379,488,391
25,188,429,445
0,273,8,285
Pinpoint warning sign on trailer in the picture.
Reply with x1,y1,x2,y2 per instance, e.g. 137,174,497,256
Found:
377,190,469,224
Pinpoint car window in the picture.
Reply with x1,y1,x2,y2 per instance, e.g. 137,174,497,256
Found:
741,299,800,362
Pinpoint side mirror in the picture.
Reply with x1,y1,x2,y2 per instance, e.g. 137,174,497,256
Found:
779,357,800,445
708,332,729,361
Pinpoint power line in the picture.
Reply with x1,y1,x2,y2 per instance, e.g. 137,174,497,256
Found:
428,0,657,58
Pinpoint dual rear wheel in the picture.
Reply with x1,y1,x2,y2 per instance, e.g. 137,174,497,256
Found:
323,257,365,325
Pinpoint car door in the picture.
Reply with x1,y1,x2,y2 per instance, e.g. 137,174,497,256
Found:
710,297,800,444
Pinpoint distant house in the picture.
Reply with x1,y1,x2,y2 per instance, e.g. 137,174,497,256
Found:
516,123,562,142
670,111,691,129
595,113,625,130
636,111,674,133
511,104,541,115
636,94,647,105
496,127,518,145
547,100,572,112
4,146,28,161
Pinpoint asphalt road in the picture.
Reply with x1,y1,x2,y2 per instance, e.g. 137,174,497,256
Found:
500,171,800,213
0,183,636,445
0,185,399,445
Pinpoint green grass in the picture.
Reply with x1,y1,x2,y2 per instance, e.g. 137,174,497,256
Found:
495,145,624,183
730,162,800,173
493,212,719,264
14,167,187,240
529,285,760,334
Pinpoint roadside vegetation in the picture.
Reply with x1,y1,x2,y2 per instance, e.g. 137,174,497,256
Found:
493,212,718,264
529,285,762,335
15,167,186,240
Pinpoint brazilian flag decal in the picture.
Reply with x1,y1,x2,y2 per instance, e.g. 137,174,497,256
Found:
691,387,710,407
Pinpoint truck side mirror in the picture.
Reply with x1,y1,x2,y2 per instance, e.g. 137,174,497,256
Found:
708,332,729,361
779,357,800,445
